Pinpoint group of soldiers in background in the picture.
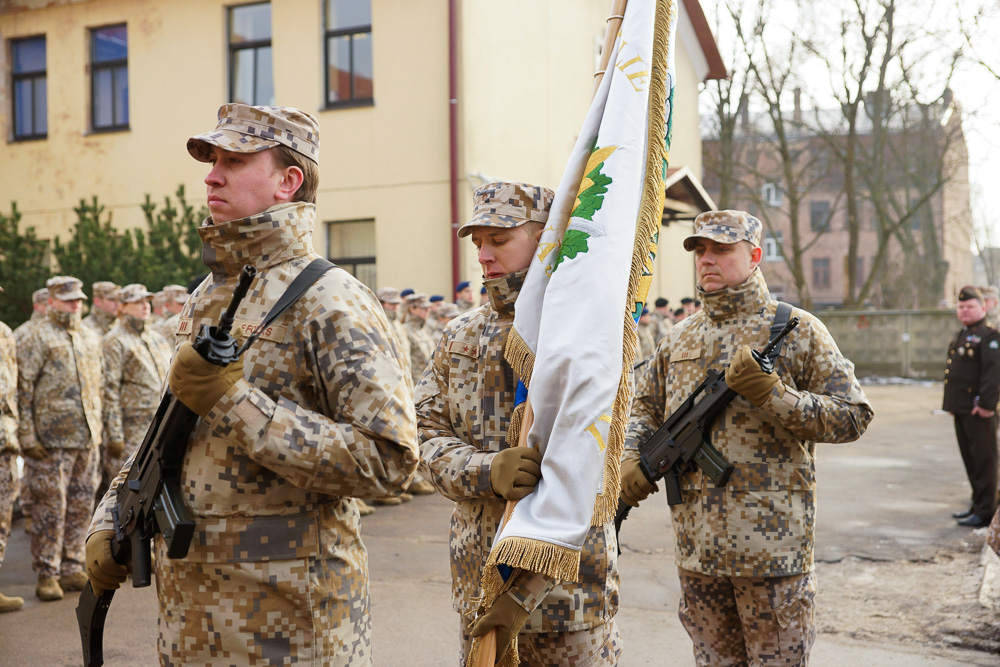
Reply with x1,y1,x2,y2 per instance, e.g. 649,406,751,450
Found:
635,295,702,364
0,276,187,611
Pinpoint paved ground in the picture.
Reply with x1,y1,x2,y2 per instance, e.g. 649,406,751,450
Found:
0,383,998,665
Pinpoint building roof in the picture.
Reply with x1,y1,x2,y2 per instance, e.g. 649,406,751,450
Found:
683,0,727,81
663,165,717,222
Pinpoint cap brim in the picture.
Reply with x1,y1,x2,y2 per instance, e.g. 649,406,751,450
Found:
55,291,88,301
187,130,280,163
683,232,747,251
457,214,529,238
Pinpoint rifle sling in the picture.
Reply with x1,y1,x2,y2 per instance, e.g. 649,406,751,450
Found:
766,301,794,363
237,258,336,356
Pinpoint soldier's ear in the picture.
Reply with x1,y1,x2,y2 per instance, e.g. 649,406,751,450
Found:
275,165,305,203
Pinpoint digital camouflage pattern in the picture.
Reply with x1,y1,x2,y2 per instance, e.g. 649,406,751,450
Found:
626,269,874,578
17,308,102,579
0,321,18,571
414,270,620,637
651,310,673,343
637,318,656,362
92,202,418,666
459,614,623,666
101,314,172,477
404,310,435,387
12,310,45,345
683,209,763,251
154,312,181,345
678,569,817,666
81,307,117,337
457,182,555,238
188,104,321,164
17,309,103,451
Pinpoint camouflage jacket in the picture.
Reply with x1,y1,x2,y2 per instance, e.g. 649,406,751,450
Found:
405,315,435,385
17,310,103,449
651,310,673,342
626,269,873,578
12,310,45,345
637,320,657,361
82,307,117,337
154,312,181,344
415,270,619,632
384,310,412,377
92,203,418,663
987,308,1000,332
101,315,172,446
0,322,18,454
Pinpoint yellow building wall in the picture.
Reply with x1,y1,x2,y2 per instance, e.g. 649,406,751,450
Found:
1,0,705,303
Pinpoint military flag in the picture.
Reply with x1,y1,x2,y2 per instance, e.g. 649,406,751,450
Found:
468,0,678,664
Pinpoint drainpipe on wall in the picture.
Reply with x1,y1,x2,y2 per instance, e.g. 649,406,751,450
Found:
448,0,461,293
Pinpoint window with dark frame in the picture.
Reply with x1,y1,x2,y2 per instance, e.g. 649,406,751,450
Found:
812,257,831,290
91,25,129,131
324,0,373,108
763,231,783,262
12,36,47,140
327,219,376,289
229,2,274,106
810,200,831,232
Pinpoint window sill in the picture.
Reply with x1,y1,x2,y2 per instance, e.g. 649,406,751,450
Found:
322,98,374,111
87,125,131,135
10,134,48,143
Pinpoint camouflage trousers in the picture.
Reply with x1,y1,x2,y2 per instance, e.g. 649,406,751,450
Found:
154,537,373,667
25,447,99,578
460,615,623,666
678,568,816,667
0,451,19,566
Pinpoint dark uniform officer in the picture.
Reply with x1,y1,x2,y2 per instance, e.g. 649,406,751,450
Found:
944,285,1000,528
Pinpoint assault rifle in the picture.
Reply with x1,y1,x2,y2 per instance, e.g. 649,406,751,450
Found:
614,316,800,542
76,265,258,667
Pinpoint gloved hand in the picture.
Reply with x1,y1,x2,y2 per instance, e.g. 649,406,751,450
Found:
168,342,244,417
106,440,125,458
85,530,129,595
620,458,657,507
490,447,543,501
725,345,782,406
469,591,531,663
21,442,48,460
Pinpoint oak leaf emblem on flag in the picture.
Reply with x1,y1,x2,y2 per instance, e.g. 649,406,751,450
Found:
553,144,617,272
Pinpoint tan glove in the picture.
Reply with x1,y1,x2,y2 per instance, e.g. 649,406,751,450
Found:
168,342,244,417
620,458,657,508
85,530,129,595
106,440,125,458
21,442,48,460
725,345,782,406
490,447,543,501
469,591,531,663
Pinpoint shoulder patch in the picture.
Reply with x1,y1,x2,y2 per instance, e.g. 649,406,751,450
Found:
446,339,479,358
990,340,998,350
672,347,702,362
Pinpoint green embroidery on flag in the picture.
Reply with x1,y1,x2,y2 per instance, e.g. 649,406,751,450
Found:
552,229,591,272
572,144,617,221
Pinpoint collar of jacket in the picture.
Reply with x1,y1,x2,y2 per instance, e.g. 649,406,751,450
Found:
485,268,526,319
91,308,117,329
699,267,772,322
121,313,147,335
198,202,316,277
48,308,81,331
407,311,427,328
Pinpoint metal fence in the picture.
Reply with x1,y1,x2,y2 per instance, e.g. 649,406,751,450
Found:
815,309,956,379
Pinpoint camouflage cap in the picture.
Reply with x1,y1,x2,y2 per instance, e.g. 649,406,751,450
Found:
980,285,999,302
117,283,154,304
32,288,49,304
404,292,432,309
376,287,403,304
46,276,87,301
162,284,189,304
187,104,320,165
92,281,120,300
683,210,763,251
457,181,555,238
958,285,984,303
438,303,461,319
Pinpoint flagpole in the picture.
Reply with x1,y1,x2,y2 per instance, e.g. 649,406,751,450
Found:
474,4,628,663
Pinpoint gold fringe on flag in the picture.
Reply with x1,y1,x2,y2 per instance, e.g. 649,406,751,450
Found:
504,328,535,391
506,402,526,448
592,0,674,525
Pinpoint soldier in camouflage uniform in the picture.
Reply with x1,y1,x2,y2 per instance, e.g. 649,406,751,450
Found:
87,104,418,666
622,210,874,667
980,286,1000,331
81,281,119,337
404,292,436,385
637,307,657,363
416,181,622,665
101,284,173,479
0,287,23,612
12,288,48,345
377,286,411,372
455,280,476,312
17,276,103,601
651,297,673,342
427,295,445,336
155,284,188,342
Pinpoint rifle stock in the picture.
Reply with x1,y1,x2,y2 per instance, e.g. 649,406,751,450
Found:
76,265,257,667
